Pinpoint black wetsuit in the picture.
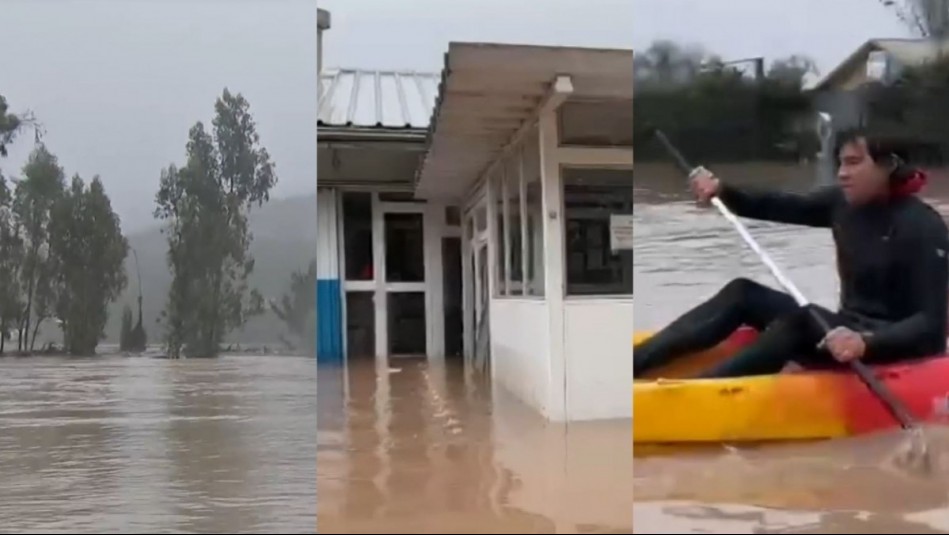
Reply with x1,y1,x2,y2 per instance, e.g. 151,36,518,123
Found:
633,183,949,379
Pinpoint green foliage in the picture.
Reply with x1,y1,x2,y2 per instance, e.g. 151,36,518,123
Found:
862,54,949,164
0,95,22,158
0,94,42,158
879,0,949,39
156,89,277,358
48,175,129,356
270,260,316,352
634,40,818,163
0,172,22,353
0,94,128,356
13,145,65,352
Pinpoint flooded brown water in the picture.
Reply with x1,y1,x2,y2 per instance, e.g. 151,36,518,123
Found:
0,354,317,533
633,162,949,534
316,358,632,533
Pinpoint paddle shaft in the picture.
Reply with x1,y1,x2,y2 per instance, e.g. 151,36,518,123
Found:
653,129,919,431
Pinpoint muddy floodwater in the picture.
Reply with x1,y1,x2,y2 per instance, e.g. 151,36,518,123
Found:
0,354,317,533
633,163,949,534
316,358,633,533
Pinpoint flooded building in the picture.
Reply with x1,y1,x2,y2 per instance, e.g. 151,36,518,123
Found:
316,13,633,421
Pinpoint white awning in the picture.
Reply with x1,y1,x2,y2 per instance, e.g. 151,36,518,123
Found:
415,42,633,200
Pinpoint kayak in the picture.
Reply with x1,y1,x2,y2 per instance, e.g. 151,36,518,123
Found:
633,326,949,445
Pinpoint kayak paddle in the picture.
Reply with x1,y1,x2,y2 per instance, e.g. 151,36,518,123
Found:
649,128,931,473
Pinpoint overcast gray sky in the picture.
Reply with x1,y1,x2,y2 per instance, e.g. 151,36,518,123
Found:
632,0,912,80
3,0,316,233
3,0,907,234
317,0,635,72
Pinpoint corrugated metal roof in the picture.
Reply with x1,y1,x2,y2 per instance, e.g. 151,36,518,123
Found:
318,68,439,130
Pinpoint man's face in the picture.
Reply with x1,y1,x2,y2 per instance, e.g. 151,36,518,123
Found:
837,138,890,204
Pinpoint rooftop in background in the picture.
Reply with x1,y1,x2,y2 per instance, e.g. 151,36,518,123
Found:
318,68,440,131
811,38,949,91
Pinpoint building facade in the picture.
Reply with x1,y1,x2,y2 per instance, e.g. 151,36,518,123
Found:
317,42,633,422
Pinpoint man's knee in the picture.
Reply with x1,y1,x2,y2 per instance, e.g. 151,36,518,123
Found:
720,277,767,302
771,304,829,340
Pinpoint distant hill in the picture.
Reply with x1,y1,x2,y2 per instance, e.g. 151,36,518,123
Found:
104,192,317,349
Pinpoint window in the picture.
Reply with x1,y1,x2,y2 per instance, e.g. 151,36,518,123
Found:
492,143,546,297
342,192,373,281
384,213,425,283
562,167,633,296
505,164,523,290
524,147,544,296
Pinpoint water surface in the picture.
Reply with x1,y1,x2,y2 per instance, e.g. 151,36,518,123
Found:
317,358,632,533
0,354,317,533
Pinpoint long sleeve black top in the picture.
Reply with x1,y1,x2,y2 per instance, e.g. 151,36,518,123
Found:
718,183,949,358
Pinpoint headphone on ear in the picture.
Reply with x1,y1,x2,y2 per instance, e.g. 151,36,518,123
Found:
888,153,912,184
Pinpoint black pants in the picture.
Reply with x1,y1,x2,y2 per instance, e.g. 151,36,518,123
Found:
634,278,881,379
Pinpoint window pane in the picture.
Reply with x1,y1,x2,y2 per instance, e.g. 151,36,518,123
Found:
562,167,633,296
505,165,523,287
494,172,506,295
343,192,373,281
388,292,426,354
345,291,375,358
385,213,425,283
523,128,545,296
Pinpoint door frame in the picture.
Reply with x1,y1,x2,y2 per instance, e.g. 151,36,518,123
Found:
338,191,449,360
462,195,490,365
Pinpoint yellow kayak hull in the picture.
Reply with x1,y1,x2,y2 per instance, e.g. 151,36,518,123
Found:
633,328,944,446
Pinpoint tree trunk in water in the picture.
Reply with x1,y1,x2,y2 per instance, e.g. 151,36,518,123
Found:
208,274,222,358
29,317,43,352
22,264,36,354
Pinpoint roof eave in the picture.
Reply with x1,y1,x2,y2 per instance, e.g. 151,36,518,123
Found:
317,126,428,143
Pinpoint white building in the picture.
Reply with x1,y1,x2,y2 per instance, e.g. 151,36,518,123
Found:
317,23,633,421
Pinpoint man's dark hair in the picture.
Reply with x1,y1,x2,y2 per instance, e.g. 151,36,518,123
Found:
836,127,916,183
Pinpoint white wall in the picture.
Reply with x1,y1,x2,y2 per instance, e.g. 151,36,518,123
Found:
472,97,633,423
316,188,339,279
490,299,550,415
564,299,634,420
491,297,634,421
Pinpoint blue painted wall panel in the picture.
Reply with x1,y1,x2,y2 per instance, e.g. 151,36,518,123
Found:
316,278,343,364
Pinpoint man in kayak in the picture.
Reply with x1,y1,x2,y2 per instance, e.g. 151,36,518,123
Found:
634,129,949,379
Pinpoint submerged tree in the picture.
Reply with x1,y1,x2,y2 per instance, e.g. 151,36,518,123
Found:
13,145,65,352
0,94,38,354
127,248,147,352
0,173,22,354
270,260,316,352
48,175,129,355
119,304,134,351
156,89,276,358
